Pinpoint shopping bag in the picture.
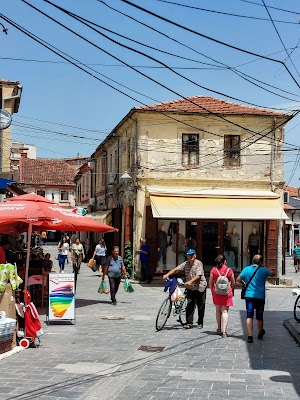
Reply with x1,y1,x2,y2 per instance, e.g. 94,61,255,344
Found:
123,279,134,293
98,280,108,294
88,258,96,269
171,286,184,302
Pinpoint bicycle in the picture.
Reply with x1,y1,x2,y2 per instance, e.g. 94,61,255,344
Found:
155,278,188,331
293,287,300,322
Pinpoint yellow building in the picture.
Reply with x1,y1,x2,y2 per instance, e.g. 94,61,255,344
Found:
90,95,290,279
0,79,22,177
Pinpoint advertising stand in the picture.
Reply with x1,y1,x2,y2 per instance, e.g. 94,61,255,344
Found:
47,273,75,324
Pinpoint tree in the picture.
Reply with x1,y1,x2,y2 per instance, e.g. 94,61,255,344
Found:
123,241,133,277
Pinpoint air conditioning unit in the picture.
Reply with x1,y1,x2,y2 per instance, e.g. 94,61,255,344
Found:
108,172,116,185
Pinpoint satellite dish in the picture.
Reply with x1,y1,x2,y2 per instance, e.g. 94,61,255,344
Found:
0,109,12,130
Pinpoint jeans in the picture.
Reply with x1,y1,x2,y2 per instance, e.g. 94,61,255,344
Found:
108,276,121,302
58,254,67,270
186,289,206,325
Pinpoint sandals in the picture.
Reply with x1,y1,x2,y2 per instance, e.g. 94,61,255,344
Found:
217,329,222,335
222,332,228,338
183,324,193,329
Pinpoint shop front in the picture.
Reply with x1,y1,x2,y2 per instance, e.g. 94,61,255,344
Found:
145,192,287,278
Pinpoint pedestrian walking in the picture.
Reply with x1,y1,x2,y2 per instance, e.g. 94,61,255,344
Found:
136,238,150,283
163,248,207,329
71,238,85,273
93,238,107,275
58,237,69,273
102,246,128,305
236,254,274,343
292,243,300,272
209,255,235,338
39,231,47,246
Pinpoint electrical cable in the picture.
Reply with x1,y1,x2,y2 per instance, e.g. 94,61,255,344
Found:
119,0,300,88
39,0,300,109
96,0,300,100
261,0,300,80
235,0,300,16
153,0,300,25
23,0,296,149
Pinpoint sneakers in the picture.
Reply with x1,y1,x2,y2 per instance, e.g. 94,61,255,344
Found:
247,336,253,343
258,329,265,340
197,324,203,329
112,300,117,305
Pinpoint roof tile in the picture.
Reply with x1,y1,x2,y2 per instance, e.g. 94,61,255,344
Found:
19,158,76,186
135,95,289,116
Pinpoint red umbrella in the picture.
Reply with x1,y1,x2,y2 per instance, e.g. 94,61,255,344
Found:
0,193,117,286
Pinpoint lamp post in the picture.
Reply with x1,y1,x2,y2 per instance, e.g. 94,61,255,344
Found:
120,171,132,190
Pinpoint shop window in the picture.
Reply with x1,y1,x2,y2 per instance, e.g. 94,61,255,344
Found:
36,190,45,197
224,135,240,166
182,134,199,166
60,190,69,201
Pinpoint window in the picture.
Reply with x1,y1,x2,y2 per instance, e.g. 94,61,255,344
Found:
224,135,240,166
36,190,45,197
283,191,289,203
60,190,69,201
182,134,199,166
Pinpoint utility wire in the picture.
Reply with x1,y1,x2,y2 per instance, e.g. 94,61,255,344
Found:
153,0,300,25
261,0,300,80
41,0,299,108
119,0,300,88
96,0,300,100
29,0,296,148
236,0,300,16
1,10,297,165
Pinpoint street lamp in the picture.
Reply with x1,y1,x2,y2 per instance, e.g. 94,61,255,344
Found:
120,171,132,189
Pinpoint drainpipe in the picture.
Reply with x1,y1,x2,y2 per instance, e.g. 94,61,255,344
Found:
270,117,276,192
277,220,283,284
103,150,108,210
132,118,139,278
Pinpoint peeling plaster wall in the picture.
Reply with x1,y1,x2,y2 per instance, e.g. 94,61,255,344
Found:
136,113,286,190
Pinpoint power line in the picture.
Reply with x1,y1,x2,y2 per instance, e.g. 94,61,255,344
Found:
261,0,300,80
236,0,300,16
153,0,300,25
2,9,297,165
119,0,300,88
96,0,300,101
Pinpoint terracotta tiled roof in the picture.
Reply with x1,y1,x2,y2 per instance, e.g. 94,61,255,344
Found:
19,158,76,186
284,184,299,197
284,204,295,210
135,96,289,116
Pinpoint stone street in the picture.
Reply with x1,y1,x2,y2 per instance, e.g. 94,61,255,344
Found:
0,244,299,400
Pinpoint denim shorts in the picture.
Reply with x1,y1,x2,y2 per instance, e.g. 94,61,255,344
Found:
245,298,265,320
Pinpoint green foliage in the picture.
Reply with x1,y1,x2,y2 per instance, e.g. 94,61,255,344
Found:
123,241,133,277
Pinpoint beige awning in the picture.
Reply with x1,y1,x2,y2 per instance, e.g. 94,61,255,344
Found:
150,195,288,220
86,210,112,225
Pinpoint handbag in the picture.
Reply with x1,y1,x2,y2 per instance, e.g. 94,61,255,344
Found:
241,265,262,299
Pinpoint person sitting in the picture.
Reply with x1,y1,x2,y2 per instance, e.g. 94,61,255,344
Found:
16,235,26,251
29,253,43,275
42,253,53,273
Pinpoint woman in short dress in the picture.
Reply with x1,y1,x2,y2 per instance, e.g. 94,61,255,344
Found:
209,255,235,338
93,239,107,275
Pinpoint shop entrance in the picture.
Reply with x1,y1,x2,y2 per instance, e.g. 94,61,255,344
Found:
201,221,222,268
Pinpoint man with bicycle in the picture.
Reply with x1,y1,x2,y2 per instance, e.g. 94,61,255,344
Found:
163,248,207,329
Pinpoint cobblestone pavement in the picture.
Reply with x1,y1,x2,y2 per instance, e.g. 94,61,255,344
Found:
0,244,299,400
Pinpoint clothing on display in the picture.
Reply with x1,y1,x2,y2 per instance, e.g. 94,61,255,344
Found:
171,233,185,253
158,228,168,266
248,231,260,262
230,233,240,248
223,250,236,270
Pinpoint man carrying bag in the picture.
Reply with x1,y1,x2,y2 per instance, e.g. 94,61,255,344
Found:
236,254,274,344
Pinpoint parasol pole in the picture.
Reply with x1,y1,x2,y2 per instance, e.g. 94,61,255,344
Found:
24,223,32,288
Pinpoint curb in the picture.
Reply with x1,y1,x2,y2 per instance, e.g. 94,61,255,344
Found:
283,319,300,345
0,345,24,361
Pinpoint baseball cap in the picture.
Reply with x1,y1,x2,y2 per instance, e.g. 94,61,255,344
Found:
186,248,196,255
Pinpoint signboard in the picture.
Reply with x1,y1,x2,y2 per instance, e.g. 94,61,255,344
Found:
0,109,12,130
48,273,75,322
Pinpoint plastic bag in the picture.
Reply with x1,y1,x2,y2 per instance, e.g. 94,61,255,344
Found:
98,280,108,294
171,286,185,302
123,279,134,293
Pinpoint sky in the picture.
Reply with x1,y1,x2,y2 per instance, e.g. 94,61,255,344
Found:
0,0,300,186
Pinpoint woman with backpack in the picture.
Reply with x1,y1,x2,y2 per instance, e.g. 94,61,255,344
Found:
209,255,235,338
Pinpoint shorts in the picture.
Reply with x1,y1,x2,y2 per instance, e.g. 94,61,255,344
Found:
95,255,106,266
294,258,300,266
245,298,265,320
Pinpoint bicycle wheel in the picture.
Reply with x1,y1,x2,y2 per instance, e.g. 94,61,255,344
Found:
294,295,300,322
156,298,172,331
177,297,188,326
